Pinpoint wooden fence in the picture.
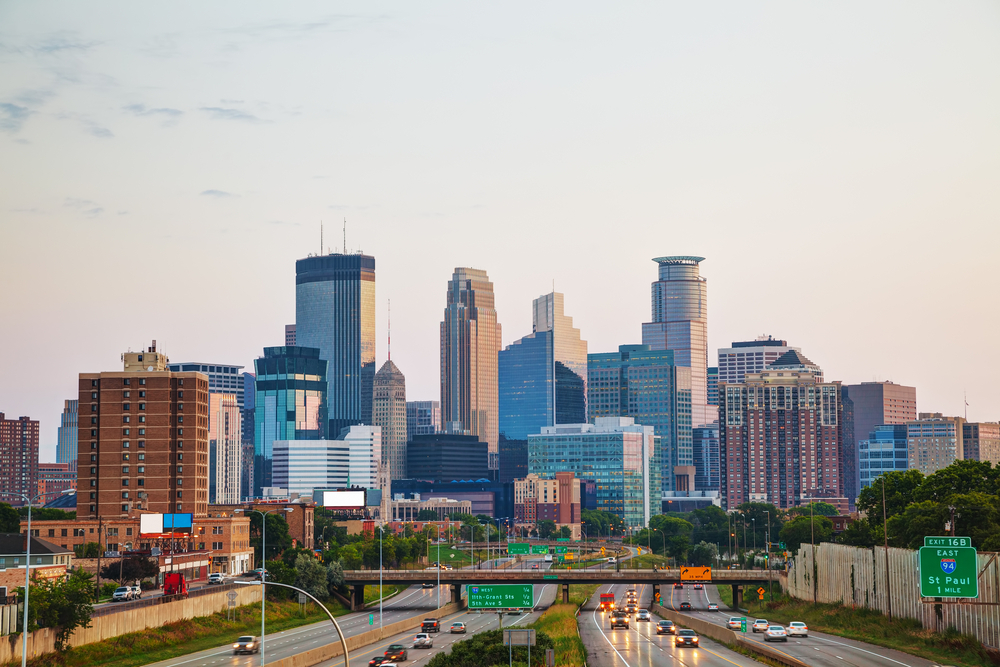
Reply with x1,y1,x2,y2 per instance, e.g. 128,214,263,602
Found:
786,542,1000,647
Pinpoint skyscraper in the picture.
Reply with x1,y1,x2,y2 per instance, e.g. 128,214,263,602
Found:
641,256,715,428
240,372,256,500
0,413,39,506
56,399,78,469
859,425,909,490
907,413,964,475
253,346,328,496
692,424,720,492
166,362,245,407
285,324,296,346
373,360,407,480
499,292,587,441
209,393,242,504
406,401,441,436
963,422,1000,465
716,337,815,385
440,267,502,472
296,253,376,435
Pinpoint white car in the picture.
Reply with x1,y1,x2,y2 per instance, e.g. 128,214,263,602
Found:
707,603,718,611
208,573,225,585
764,625,788,642
607,557,617,564
129,585,142,599
752,619,769,633
727,617,742,630
787,621,808,637
413,633,433,648
112,586,134,602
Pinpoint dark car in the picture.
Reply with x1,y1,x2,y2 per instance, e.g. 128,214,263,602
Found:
679,602,692,611
674,629,700,647
656,620,676,635
385,644,408,661
369,657,391,667
421,618,440,633
610,611,629,629
673,583,683,589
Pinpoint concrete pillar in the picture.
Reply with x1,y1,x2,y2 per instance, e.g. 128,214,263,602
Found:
450,583,462,605
352,584,366,611
562,583,569,604
731,584,742,610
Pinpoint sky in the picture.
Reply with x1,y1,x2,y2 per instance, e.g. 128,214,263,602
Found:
1,1,999,462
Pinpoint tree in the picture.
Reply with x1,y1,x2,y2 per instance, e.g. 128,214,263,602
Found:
689,541,718,567
887,501,949,549
22,568,94,652
326,560,345,592
294,553,329,600
264,559,297,599
915,460,1000,504
417,509,439,521
787,502,839,518
837,518,877,548
18,507,75,521
537,520,556,539
249,512,293,562
735,502,783,548
340,544,362,570
686,505,730,545
778,516,833,551
74,542,101,558
99,556,159,584
0,503,20,532
857,469,924,522
558,525,572,539
425,628,554,667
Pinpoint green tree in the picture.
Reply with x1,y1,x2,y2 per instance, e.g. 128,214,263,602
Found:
787,502,839,517
735,502,783,548
857,469,924,523
326,560,345,592
915,459,1000,504
264,559,297,599
887,500,949,548
22,568,94,652
778,515,833,551
558,525,572,539
249,512,293,562
417,509,439,521
0,503,20,532
425,628,554,667
686,505,730,545
99,556,159,584
340,544,362,570
18,507,75,521
74,542,102,558
689,541,718,567
294,553,329,600
837,518,877,548
537,520,557,539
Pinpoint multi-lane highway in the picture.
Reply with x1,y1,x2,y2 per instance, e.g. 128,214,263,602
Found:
667,584,938,667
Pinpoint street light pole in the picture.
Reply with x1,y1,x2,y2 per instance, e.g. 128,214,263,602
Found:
378,524,383,634
236,506,292,667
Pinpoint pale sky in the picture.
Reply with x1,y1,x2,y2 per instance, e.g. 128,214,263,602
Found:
2,2,999,461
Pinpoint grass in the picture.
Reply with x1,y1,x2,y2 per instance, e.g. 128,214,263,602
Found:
9,597,348,667
364,585,400,604
429,544,472,566
525,584,599,667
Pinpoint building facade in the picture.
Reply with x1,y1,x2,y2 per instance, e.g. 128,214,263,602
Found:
271,439,350,496
0,413,39,506
406,433,489,482
719,360,844,511
166,362,245,409
513,472,581,539
707,367,719,407
285,324,296,346
498,435,528,484
78,343,209,518
641,256,715,428
295,253,376,435
588,345,692,494
717,337,813,385
341,424,381,489
240,372,255,501
387,497,472,522
859,425,909,489
692,424,720,492
390,479,514,518
253,346,328,496
963,422,1000,465
527,417,660,527
56,399,78,469
208,393,242,505
440,267,502,472
36,462,76,499
373,360,407,480
406,401,441,436
907,413,964,475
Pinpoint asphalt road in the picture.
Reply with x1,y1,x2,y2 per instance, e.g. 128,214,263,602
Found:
668,584,939,667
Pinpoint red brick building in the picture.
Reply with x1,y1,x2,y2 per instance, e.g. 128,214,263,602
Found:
37,462,77,499
0,413,39,506
514,472,581,539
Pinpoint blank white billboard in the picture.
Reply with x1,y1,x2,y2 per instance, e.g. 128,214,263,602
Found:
322,490,365,508
140,514,163,534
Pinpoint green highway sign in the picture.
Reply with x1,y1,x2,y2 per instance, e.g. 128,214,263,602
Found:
468,584,534,609
531,545,550,555
919,541,978,598
555,546,567,554
508,543,530,555
740,617,746,632
544,575,558,580
556,538,570,542
925,536,971,548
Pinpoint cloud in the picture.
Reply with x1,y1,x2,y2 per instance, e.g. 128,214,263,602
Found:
32,36,100,54
123,104,183,118
0,103,33,133
64,197,103,217
200,106,262,123
200,190,236,198
56,112,114,138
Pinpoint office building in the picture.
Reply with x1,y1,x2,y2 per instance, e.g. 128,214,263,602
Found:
388,496,473,523
295,253,376,435
859,425,909,489
641,256,715,428
513,472,582,539
588,345,692,494
707,367,719,407
907,413,964,475
36,462,76,499
0,413,39,506
963,422,1000,465
253,346,328,496
717,337,815,385
719,357,845,512
528,417,660,527
373,360,407,480
285,324,296,346
692,423,720,492
841,382,917,506
440,267,502,471
166,362,245,409
391,478,514,518
406,401,441,436
209,394,242,505
78,341,209,518
341,424,381,489
499,292,587,441
272,439,350,497
240,372,255,501
406,433,489,482
498,435,528,483
56,400,78,469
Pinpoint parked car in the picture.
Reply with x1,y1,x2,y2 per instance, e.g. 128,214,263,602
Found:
752,619,770,633
421,618,440,633
764,625,788,642
787,622,808,637
450,622,466,634
233,636,259,654
674,629,699,647
112,587,133,602
656,620,676,635
208,573,225,585
636,609,651,621
679,602,692,611
727,617,743,630
413,633,434,648
708,603,718,611
384,645,408,662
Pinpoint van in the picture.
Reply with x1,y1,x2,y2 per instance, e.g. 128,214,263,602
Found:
543,554,553,562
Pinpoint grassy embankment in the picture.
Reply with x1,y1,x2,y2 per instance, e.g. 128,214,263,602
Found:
364,585,401,604
8,598,346,667
429,544,472,566
526,584,599,667
717,585,1000,667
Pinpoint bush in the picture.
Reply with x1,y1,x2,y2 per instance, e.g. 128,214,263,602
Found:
426,628,554,667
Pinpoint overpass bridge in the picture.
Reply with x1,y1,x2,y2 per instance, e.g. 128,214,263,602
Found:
342,568,777,610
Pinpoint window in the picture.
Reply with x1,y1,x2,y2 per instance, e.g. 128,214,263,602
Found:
178,441,183,448
122,491,129,498
91,442,96,449
137,479,144,486
90,467,96,474
92,380,98,387
61,528,67,537
176,416,182,423
122,453,129,461
177,465,183,473
139,403,145,410
126,527,132,536
123,428,129,435
91,417,97,424
47,529,54,537
138,453,145,460
138,441,145,448
139,416,145,423
122,466,129,473
139,378,146,385
121,505,127,512
123,416,130,423
178,453,183,461
137,466,144,473
91,392,98,399
90,480,96,487
122,479,129,486
177,478,183,485
123,391,130,398
124,378,131,386
91,429,98,437
178,391,184,399
178,403,183,410
177,504,182,510
91,454,96,461
177,428,183,435
212,542,223,550
177,491,183,498
88,493,95,500
123,403,130,411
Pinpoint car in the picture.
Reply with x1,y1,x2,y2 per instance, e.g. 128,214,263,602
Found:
673,583,683,589
506,608,522,615
384,645,408,662
112,586,133,602
531,563,539,569
248,568,269,580
233,636,259,655
656,620,676,635
421,618,440,632
609,611,629,629
208,573,225,585
674,629,700,647
787,622,808,637
636,609,651,621
693,583,704,590
752,619,770,633
413,633,434,648
708,603,718,611
368,656,391,667
626,604,636,615
727,617,742,630
607,557,617,564
764,625,788,642
679,602,691,611
421,583,436,588
450,622,466,634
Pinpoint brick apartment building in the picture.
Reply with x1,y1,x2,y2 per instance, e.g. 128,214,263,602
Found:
0,413,39,506
209,500,316,551
514,472,581,539
37,462,77,499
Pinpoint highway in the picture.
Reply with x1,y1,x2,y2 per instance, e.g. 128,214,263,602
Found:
667,584,939,667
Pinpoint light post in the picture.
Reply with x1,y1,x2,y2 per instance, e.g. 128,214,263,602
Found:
764,510,771,600
377,524,384,634
235,506,292,667
752,517,756,568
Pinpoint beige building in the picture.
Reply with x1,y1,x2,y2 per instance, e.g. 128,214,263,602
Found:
907,413,965,476
514,472,582,539
209,394,242,505
388,496,472,522
373,360,407,480
963,422,1000,465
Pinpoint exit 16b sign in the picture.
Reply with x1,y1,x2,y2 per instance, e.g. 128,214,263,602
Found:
919,539,978,598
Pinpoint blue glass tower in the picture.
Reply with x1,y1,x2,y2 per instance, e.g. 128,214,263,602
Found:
859,424,909,489
253,346,328,496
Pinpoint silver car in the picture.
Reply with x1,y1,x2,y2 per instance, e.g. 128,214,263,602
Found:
764,625,788,642
787,621,808,637
413,633,434,648
635,609,651,621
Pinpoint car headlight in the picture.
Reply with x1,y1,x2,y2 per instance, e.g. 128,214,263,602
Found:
233,644,239,648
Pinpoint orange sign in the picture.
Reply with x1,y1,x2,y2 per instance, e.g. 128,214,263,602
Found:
680,566,711,581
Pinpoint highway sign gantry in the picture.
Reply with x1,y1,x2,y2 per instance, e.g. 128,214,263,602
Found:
919,537,978,598
530,545,549,555
468,584,534,609
508,543,530,555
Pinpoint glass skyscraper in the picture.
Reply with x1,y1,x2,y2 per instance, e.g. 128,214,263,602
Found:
56,399,78,467
253,346,328,496
692,424,720,492
498,292,587,441
588,345,692,494
296,253,376,436
859,424,909,489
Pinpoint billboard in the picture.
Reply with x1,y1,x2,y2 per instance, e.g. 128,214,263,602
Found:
321,490,366,508
140,513,193,537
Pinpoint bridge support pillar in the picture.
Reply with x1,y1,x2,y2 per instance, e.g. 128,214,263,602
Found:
352,584,366,611
562,583,569,604
731,584,742,610
450,583,462,606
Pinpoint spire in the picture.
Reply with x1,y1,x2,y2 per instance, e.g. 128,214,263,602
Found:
388,298,391,361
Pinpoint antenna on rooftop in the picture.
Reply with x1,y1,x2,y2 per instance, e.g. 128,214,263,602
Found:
343,218,347,254
388,299,391,361
320,221,323,256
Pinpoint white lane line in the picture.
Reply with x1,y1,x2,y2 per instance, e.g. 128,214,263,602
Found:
591,585,632,667
809,636,918,667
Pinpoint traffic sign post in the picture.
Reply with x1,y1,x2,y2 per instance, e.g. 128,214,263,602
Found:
468,584,534,609
919,537,978,598
740,617,746,632
757,587,765,600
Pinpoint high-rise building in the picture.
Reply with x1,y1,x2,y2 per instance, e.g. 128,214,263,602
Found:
253,346,328,496
716,337,816,385
841,382,917,505
406,433,489,482
719,357,845,511
56,399,78,469
406,401,441,436
707,367,719,407
166,362,245,408
963,422,1000,465
240,372,256,501
859,425,909,489
0,413,39,506
907,413,964,475
527,417,660,527
78,341,209,518
373,360,407,480
339,424,381,489
588,345,692,494
641,256,715,428
499,292,587,441
295,253,376,435
440,267,502,472
273,424,380,495
285,324,296,346
498,435,528,484
692,424,720,492
209,393,242,505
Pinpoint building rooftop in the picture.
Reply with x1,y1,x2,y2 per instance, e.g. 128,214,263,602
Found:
768,350,818,369
0,534,73,556
652,256,705,265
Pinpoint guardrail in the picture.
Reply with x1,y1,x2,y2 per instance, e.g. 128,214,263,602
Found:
343,569,776,586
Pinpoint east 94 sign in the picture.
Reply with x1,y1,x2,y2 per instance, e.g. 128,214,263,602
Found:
919,543,978,598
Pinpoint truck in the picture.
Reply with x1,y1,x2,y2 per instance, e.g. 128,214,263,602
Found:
599,593,615,612
543,553,553,563
162,573,189,599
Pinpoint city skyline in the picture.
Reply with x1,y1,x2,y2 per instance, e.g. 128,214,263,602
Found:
2,2,999,459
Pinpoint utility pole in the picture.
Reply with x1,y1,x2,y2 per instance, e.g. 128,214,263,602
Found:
949,505,956,537
882,476,892,620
